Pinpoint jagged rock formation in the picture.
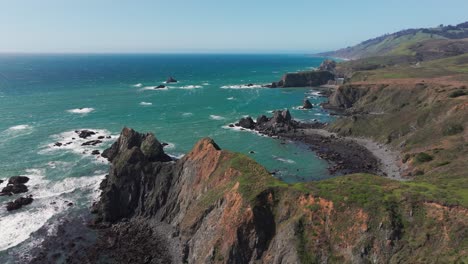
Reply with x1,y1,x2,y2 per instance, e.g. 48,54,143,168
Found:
90,127,467,263
301,99,313,109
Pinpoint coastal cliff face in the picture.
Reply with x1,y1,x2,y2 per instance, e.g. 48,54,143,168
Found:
91,127,467,263
281,71,334,87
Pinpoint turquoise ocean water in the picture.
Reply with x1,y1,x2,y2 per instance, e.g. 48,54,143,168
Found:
0,54,333,258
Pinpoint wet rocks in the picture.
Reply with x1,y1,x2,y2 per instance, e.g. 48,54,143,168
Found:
8,176,30,185
1,176,30,195
1,183,28,195
81,140,102,146
6,195,33,211
238,117,255,129
155,85,166,89
91,150,101,155
77,130,96,139
166,77,177,83
54,142,63,147
302,99,313,109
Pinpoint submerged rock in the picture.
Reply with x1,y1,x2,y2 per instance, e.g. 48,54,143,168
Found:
156,84,166,89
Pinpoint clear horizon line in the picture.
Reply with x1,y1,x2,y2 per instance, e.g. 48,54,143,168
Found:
0,50,329,56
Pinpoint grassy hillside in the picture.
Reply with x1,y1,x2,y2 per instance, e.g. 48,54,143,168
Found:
318,22,468,60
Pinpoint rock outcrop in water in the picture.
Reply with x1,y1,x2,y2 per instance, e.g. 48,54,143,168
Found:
301,99,313,109
166,77,178,83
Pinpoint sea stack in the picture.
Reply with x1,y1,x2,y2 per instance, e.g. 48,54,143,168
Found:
302,99,313,109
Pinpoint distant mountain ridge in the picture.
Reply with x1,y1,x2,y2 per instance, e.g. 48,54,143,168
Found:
318,21,468,60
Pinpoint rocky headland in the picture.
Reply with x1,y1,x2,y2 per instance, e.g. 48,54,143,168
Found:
27,124,466,263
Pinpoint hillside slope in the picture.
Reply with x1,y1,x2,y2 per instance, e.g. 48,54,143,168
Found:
318,22,468,60
71,128,468,264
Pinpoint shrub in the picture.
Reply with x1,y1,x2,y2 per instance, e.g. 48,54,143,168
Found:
443,124,464,136
415,152,433,163
449,90,467,98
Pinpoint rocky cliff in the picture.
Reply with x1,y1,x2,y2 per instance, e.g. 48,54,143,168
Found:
265,71,334,88
90,127,467,263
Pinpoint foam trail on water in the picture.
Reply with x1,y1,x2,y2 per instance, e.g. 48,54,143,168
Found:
220,84,263,89
67,108,94,114
210,115,225,120
140,102,152,106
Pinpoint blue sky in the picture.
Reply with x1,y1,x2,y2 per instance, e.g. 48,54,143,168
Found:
1,0,467,53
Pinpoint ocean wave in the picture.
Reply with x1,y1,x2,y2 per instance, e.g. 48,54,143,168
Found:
227,97,235,100
182,112,193,117
7,125,32,131
133,83,143,88
0,168,104,251
0,125,34,143
67,108,95,114
220,84,264,89
202,82,210,85
140,86,169,91
163,142,175,150
140,102,152,106
179,85,203,90
209,115,225,120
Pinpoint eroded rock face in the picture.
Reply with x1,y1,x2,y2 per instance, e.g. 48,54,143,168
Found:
92,128,283,263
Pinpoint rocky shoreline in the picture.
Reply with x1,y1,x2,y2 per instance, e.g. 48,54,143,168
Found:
229,109,391,177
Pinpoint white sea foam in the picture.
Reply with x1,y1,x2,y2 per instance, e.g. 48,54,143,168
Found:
140,102,152,106
202,82,210,85
0,168,104,251
210,115,225,120
133,83,143,87
163,142,176,150
0,125,34,143
220,84,263,89
179,85,202,90
273,156,296,164
7,124,31,131
222,124,264,137
227,97,235,100
67,108,95,114
141,86,169,91
182,112,193,117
